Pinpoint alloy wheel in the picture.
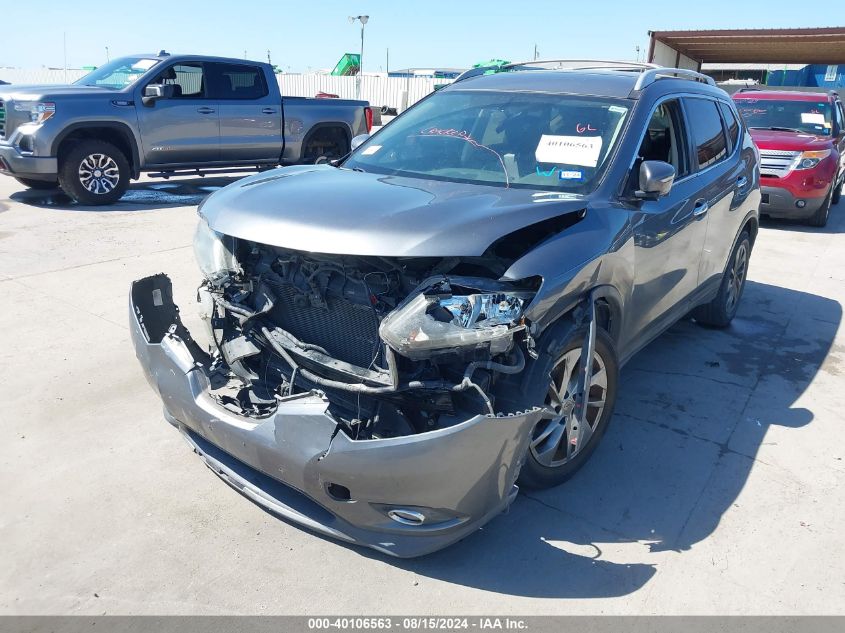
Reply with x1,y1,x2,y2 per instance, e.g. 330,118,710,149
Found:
726,241,748,314
78,153,120,195
530,348,608,468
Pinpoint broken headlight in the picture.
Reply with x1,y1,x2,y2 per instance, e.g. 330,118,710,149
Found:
379,288,533,360
193,217,239,282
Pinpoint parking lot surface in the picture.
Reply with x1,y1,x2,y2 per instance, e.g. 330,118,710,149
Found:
1,175,844,615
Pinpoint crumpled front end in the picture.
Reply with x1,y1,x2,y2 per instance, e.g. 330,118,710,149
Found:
130,273,546,557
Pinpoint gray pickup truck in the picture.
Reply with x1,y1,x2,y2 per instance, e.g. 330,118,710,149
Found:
0,53,372,204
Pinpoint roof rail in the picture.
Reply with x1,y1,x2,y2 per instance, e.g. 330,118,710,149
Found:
632,67,716,91
506,59,661,72
453,59,661,83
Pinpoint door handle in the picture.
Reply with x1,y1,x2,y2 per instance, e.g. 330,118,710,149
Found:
197,107,216,114
736,176,748,189
693,199,709,217
261,108,277,114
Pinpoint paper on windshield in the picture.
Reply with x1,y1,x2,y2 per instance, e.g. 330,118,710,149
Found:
535,135,603,167
801,112,826,125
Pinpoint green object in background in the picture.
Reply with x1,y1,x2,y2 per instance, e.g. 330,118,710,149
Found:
331,53,361,76
82,66,97,71
472,59,510,75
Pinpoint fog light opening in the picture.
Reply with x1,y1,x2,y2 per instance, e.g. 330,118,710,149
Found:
388,509,426,526
325,482,352,501
796,200,806,208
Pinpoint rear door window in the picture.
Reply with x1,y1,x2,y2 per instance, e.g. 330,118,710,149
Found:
208,63,269,100
683,98,728,170
718,101,740,152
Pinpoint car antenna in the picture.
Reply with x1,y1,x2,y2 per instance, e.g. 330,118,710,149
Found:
159,50,170,57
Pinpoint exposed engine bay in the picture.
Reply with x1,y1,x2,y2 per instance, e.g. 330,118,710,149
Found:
197,233,541,440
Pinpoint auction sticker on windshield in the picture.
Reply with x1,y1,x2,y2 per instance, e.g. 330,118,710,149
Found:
535,135,603,167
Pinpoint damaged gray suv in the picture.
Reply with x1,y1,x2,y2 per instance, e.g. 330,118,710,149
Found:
131,61,760,557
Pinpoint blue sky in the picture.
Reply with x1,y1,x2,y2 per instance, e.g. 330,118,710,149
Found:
1,1,838,71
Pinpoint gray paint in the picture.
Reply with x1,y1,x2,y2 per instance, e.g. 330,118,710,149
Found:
131,66,761,556
0,53,369,183
200,165,588,257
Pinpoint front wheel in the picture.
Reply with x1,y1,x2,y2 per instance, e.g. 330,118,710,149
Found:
514,324,619,489
58,139,130,205
806,190,832,227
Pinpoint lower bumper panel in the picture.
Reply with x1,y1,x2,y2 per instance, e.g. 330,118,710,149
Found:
130,274,545,557
760,184,827,219
0,142,57,179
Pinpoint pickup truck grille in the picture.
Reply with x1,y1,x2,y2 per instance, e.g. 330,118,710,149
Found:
0,99,6,139
265,279,382,369
759,149,800,178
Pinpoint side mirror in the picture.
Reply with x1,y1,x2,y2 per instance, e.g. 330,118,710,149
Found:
141,83,173,107
351,134,370,151
636,160,676,200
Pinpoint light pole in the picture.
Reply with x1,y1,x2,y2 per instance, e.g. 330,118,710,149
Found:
348,15,369,99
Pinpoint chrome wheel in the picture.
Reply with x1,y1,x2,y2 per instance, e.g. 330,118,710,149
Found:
726,241,748,314
530,348,608,468
78,153,120,195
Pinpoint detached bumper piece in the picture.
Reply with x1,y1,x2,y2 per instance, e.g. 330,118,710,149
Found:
130,274,544,557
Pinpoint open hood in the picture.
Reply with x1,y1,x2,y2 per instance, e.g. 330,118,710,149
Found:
200,165,587,257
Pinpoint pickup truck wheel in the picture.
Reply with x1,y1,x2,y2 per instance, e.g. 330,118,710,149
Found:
693,230,751,327
14,177,59,190
58,140,129,205
806,189,832,227
514,323,619,490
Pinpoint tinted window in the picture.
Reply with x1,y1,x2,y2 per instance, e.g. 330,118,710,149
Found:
150,63,205,98
684,98,727,169
835,102,844,134
209,64,268,100
718,101,740,150
637,99,689,179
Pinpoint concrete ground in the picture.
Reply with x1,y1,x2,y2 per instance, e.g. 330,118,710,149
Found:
1,174,844,615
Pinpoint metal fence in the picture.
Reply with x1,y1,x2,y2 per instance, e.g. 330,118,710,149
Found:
0,68,451,110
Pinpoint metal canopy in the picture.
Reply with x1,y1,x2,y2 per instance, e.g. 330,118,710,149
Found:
648,27,845,65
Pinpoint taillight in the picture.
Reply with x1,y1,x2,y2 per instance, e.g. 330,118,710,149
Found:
364,107,373,133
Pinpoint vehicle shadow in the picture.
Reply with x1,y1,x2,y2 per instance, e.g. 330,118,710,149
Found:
8,176,244,212
355,280,840,598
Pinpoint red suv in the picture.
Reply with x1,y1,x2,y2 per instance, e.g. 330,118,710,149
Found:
733,89,845,227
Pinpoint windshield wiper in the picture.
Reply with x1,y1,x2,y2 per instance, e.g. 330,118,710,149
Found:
750,126,802,133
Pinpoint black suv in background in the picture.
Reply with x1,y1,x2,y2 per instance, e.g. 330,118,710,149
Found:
131,61,761,557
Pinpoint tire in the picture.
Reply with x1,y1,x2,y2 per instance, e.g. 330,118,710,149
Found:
58,139,129,205
14,177,58,190
832,179,842,205
693,230,751,328
502,321,619,489
806,189,832,227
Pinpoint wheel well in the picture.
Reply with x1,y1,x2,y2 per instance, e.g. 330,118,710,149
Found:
56,126,137,177
743,216,759,246
301,124,351,161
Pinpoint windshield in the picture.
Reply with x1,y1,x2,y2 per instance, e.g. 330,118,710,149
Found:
74,57,161,89
345,90,631,192
734,98,832,136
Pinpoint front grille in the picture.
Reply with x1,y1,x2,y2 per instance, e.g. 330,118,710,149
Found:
0,99,5,139
759,149,799,178
266,280,381,369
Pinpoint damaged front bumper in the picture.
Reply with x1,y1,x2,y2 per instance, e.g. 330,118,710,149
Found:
129,274,545,557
